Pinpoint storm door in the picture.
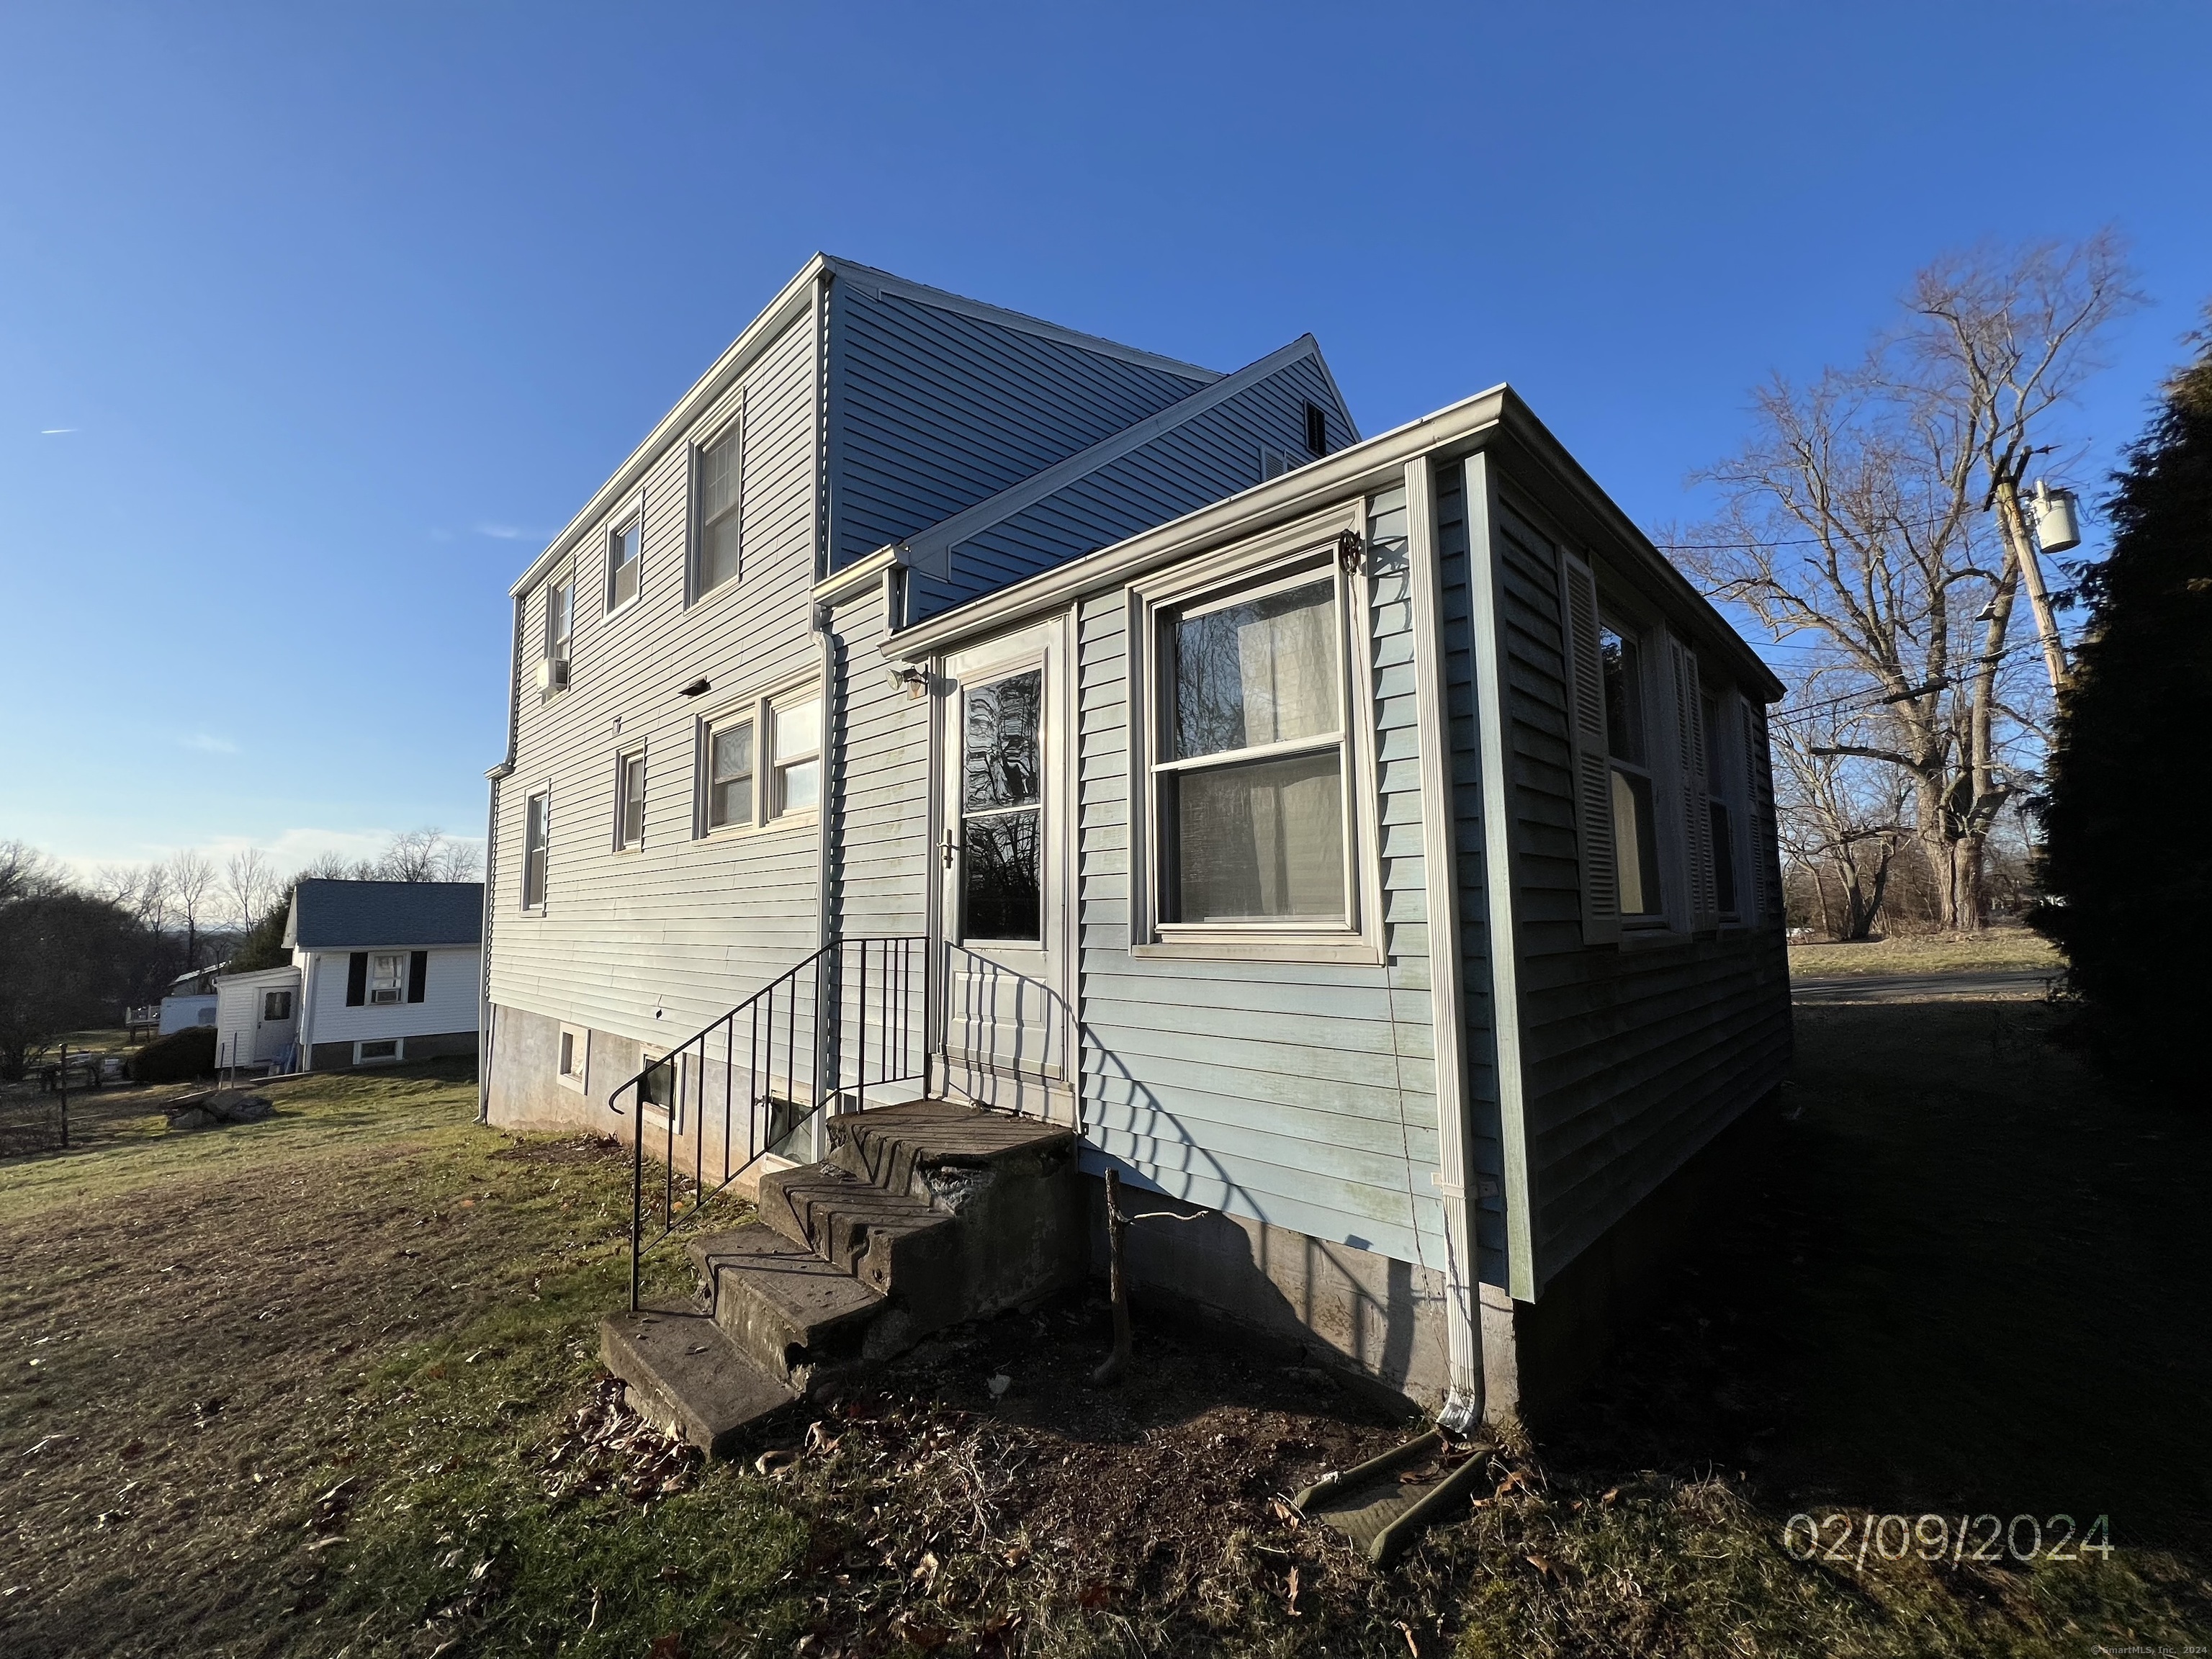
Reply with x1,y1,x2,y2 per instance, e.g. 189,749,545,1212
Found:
936,623,1069,1116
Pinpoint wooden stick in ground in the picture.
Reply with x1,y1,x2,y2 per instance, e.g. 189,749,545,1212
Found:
1091,1167,1131,1386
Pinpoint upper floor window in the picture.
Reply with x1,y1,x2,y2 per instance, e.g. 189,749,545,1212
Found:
1601,621,1665,919
606,518,642,613
696,421,743,595
1303,400,1327,455
523,790,549,908
546,570,574,661
616,750,647,850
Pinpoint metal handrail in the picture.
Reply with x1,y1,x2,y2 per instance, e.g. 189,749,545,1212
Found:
608,935,925,1310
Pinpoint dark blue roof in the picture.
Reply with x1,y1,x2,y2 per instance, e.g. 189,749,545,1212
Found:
287,880,483,949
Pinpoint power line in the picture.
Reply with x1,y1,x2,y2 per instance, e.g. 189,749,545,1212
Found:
1768,637,2046,730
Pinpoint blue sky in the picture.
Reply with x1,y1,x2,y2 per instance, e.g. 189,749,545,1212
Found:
4,1,2206,872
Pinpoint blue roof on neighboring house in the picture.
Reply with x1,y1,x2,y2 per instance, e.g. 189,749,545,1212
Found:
284,880,484,950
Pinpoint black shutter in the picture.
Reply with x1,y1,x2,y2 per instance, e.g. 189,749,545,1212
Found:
408,950,428,1003
346,952,367,1006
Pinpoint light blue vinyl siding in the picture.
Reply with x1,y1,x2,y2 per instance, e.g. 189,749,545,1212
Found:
829,280,1210,571
1069,500,1459,1272
1488,497,1793,1292
1431,464,1514,1285
907,354,1354,620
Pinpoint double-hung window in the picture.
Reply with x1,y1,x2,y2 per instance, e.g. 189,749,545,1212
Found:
1601,621,1666,920
367,952,406,1006
522,789,549,908
705,718,753,830
1155,561,1349,928
616,750,647,850
546,570,574,662
696,419,743,595
606,518,642,613
770,696,821,817
698,684,820,835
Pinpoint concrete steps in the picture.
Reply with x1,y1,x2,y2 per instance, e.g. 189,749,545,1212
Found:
601,1099,1087,1457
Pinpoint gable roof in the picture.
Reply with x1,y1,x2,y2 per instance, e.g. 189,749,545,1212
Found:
284,880,485,950
510,254,1219,601
890,336,1346,581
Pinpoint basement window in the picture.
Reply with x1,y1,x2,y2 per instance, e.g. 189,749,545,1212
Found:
557,1024,589,1094
356,1038,402,1065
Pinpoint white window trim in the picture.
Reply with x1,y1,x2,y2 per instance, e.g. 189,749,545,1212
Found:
521,782,552,913
556,1023,590,1094
613,747,647,852
1127,500,1385,965
693,673,822,838
354,1037,405,1066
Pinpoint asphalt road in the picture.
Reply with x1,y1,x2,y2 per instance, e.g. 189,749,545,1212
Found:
1789,968,2059,1004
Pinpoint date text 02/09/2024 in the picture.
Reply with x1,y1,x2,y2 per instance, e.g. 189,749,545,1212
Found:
1784,1513,2113,1568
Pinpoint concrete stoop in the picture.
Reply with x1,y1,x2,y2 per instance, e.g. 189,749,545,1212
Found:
599,1099,1084,1455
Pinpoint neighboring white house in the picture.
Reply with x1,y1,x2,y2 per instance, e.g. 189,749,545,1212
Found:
281,879,484,1070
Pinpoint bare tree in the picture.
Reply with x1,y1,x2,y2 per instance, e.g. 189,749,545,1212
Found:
166,849,217,967
223,847,282,931
371,829,480,883
1771,706,1909,940
1681,235,2138,930
0,842,71,903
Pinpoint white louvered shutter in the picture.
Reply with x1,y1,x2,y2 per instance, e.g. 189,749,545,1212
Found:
1671,638,1717,931
1555,550,1619,944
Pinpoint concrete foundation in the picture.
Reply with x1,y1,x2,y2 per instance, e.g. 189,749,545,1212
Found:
1097,1190,1454,1411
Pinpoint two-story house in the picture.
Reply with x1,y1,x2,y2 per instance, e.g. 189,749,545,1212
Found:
483,256,1790,1441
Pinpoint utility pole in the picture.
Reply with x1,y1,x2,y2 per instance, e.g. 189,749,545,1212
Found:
1987,456,2074,698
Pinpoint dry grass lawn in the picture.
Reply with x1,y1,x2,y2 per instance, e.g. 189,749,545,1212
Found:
4,984,2207,1658
1787,926,2062,979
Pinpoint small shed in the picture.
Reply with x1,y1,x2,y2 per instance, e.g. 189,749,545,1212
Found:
213,965,302,1074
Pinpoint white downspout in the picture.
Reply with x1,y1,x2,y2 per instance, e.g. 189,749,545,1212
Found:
1403,453,1484,1431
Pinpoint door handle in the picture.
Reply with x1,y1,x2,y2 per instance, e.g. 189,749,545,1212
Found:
941,832,959,869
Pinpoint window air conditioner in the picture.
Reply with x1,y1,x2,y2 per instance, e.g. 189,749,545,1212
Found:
536,657,570,692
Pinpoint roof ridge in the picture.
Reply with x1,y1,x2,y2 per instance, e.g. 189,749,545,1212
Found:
891,335,1328,580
